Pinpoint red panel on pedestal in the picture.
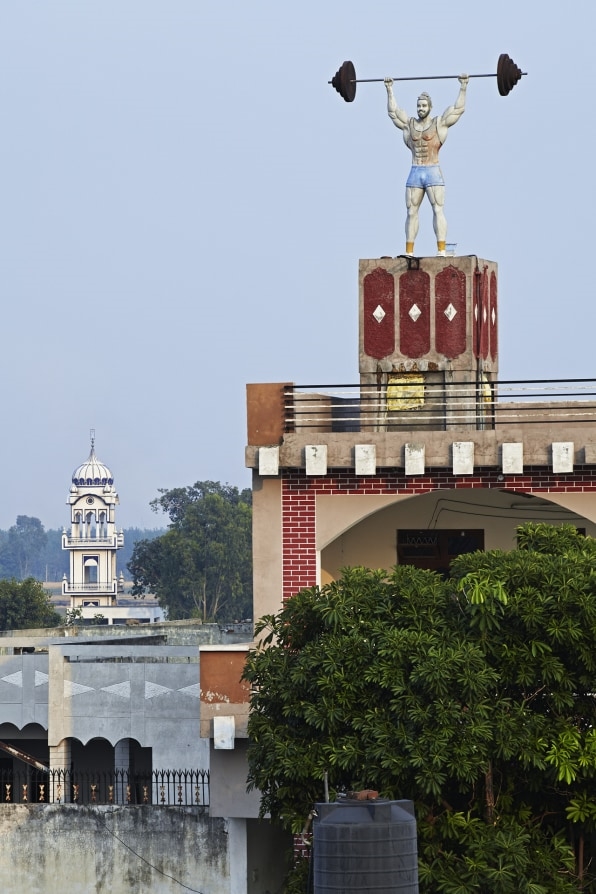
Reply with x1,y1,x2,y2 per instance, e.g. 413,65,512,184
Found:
473,270,480,358
399,269,430,358
363,268,395,359
490,270,498,362
480,268,489,360
435,266,466,359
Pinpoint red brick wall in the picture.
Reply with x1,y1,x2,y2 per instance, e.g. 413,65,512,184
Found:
281,467,596,602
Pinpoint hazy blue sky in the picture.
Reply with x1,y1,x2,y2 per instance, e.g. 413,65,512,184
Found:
0,2,589,530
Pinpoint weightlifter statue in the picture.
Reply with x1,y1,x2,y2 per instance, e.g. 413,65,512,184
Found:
384,74,469,256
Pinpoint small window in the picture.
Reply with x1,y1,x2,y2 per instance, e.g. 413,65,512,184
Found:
397,529,484,575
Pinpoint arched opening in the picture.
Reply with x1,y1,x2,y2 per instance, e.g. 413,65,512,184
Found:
83,556,98,585
0,722,49,803
320,489,596,584
85,511,96,538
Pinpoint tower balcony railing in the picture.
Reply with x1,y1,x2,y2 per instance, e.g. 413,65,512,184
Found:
62,581,118,596
282,378,596,433
62,533,124,550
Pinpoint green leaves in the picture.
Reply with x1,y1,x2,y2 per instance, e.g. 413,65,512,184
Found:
128,481,252,621
246,524,596,892
0,577,61,630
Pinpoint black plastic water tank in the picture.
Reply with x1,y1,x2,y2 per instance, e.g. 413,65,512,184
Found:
313,799,418,893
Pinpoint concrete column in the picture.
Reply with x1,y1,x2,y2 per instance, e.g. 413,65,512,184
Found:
49,740,71,803
114,738,130,804
228,818,247,894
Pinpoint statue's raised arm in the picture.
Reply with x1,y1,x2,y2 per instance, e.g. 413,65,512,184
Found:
437,74,469,138
385,77,409,131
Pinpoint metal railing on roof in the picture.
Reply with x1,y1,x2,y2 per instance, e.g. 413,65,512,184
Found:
283,379,596,433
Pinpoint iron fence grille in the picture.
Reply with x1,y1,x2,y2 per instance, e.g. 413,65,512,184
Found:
0,768,209,807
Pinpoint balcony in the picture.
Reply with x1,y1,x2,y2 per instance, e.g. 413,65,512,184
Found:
62,533,124,550
62,581,118,596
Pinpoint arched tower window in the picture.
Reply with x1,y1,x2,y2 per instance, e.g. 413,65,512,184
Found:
83,557,98,586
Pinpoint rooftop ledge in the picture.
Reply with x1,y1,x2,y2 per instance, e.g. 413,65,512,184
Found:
245,381,596,472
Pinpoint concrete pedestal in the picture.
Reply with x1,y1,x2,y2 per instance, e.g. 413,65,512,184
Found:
359,256,498,431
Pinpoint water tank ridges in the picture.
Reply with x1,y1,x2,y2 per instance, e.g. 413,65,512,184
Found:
313,799,418,893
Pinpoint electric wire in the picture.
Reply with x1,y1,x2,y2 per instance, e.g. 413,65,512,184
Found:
95,811,207,894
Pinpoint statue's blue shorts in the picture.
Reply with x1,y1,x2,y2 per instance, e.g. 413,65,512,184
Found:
406,165,445,188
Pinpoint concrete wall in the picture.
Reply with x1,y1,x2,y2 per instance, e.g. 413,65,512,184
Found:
0,804,228,894
210,740,262,819
0,804,291,894
251,474,283,621
49,644,204,768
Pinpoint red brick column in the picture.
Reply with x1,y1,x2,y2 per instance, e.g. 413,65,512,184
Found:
282,473,317,602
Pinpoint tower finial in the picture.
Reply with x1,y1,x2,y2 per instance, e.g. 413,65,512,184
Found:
90,428,95,450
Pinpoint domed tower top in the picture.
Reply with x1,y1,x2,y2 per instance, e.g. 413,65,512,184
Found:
67,431,119,506
72,431,114,488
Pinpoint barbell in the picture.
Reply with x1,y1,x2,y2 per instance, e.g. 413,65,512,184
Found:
329,53,526,103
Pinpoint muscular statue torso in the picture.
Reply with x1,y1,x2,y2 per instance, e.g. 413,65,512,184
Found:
405,118,443,165
384,73,468,254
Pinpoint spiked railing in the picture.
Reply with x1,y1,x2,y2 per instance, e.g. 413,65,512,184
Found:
0,768,209,807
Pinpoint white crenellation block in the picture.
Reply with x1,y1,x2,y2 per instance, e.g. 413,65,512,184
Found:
501,443,523,475
355,444,376,475
305,445,328,476
452,442,474,475
552,442,574,474
404,444,425,476
258,446,279,476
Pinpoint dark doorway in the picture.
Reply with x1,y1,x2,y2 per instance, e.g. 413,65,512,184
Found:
397,529,484,575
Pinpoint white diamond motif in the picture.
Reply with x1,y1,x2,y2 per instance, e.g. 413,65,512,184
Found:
64,680,94,698
1,672,23,688
145,681,171,700
372,304,386,323
444,303,457,322
491,308,496,325
483,307,487,323
35,671,49,687
408,303,422,322
474,304,478,320
178,683,201,699
101,681,131,699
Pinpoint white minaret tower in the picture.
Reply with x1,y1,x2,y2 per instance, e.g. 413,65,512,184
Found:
62,432,124,610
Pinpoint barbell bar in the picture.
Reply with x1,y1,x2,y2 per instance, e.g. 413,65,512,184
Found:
329,53,526,103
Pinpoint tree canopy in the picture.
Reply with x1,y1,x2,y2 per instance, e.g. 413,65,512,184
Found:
0,578,62,630
244,524,596,893
0,515,48,579
128,480,252,621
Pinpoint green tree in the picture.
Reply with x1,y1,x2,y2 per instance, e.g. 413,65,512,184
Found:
0,516,48,579
128,481,252,621
0,578,62,630
244,524,596,893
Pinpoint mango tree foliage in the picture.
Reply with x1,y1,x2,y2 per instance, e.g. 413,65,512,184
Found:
128,481,252,622
244,524,596,893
